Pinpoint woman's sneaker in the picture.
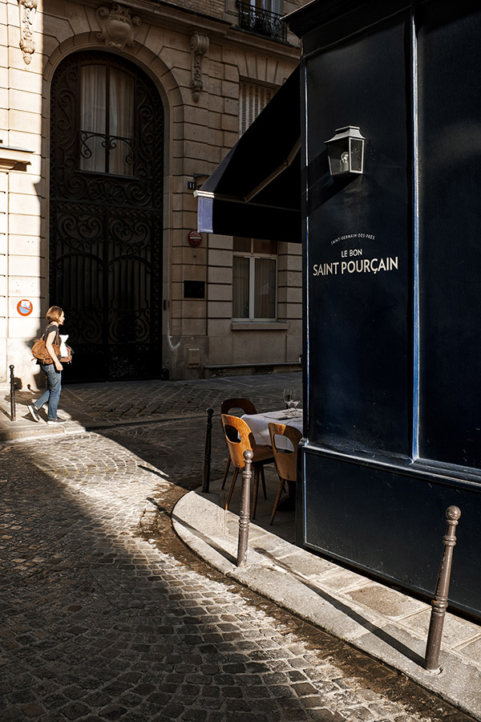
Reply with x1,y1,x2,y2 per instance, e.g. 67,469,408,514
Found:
28,405,41,422
47,417,66,424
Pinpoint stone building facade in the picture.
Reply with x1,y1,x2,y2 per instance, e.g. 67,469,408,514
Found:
1,0,305,386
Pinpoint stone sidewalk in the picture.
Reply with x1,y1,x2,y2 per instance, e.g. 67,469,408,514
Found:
173,479,481,720
1,374,481,719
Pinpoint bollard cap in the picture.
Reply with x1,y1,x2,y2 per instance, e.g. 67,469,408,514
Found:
446,506,461,521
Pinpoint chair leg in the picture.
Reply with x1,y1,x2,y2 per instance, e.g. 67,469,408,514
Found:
225,467,239,510
252,466,260,520
270,478,285,525
221,457,231,490
261,464,268,500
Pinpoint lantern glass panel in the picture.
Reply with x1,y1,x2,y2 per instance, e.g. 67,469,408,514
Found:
328,139,350,176
349,138,364,173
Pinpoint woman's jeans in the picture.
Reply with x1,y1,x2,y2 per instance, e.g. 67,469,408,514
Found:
36,364,62,420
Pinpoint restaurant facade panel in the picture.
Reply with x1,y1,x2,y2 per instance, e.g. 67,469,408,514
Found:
286,0,481,620
0,0,307,386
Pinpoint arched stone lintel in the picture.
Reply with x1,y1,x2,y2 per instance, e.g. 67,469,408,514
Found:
43,32,183,126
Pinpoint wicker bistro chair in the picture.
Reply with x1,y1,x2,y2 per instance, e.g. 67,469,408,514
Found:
221,414,272,520
220,398,257,490
268,422,303,525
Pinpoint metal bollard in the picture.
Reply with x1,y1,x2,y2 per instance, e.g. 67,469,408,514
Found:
202,408,214,493
9,365,16,422
237,449,253,567
425,505,461,672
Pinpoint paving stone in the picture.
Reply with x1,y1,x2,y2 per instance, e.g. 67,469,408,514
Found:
160,703,184,718
20,705,43,718
307,711,345,721
284,711,309,720
0,374,476,722
345,585,426,620
98,705,128,720
3,710,23,721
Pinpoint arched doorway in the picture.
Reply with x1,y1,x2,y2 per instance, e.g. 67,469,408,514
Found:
50,51,164,381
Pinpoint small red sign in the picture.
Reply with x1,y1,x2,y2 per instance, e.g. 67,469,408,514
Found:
188,230,202,247
17,299,33,316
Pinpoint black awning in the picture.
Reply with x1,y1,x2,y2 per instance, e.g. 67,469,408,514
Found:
196,67,301,243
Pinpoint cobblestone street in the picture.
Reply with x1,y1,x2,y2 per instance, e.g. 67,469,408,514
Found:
0,375,476,721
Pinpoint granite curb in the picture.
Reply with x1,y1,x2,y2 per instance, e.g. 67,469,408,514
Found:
0,414,212,444
172,488,481,721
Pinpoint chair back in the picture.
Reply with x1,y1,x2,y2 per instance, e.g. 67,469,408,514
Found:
220,398,257,416
221,414,257,469
268,422,302,482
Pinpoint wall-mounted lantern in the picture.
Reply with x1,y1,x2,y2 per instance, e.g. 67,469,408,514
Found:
325,126,365,176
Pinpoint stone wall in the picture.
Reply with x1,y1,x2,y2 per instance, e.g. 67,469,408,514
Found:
0,0,304,385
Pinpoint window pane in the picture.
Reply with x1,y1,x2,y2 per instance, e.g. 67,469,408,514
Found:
254,258,276,319
233,257,250,318
109,69,134,175
269,0,282,14
80,66,107,173
233,237,251,252
253,239,277,254
256,0,280,9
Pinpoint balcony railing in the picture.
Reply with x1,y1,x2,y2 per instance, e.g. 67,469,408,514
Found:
237,2,287,42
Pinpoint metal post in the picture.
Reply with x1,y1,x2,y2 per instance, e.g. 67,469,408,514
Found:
202,408,214,493
9,365,15,422
237,449,253,567
425,505,461,672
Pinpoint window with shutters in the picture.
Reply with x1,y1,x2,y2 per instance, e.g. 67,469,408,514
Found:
239,81,275,136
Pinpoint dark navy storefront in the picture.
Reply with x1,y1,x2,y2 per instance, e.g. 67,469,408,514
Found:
198,0,481,620
292,0,481,621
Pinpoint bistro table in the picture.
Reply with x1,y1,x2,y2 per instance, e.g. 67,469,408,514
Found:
241,409,303,510
242,409,303,449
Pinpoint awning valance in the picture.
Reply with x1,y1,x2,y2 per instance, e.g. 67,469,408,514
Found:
196,67,301,243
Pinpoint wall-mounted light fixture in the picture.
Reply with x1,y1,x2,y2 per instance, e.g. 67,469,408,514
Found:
325,126,365,176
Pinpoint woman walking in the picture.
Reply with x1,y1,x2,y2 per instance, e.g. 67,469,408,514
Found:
28,306,66,424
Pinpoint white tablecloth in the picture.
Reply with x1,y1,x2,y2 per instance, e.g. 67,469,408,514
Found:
242,409,303,448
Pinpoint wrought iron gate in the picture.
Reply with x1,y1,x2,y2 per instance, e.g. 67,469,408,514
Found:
50,52,164,381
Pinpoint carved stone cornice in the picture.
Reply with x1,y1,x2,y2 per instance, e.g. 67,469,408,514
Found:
190,33,209,103
18,0,38,65
97,4,141,49
0,145,33,171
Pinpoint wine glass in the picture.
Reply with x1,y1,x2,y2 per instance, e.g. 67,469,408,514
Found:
291,390,301,415
283,389,293,412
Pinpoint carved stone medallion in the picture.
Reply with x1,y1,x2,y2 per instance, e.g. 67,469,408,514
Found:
97,4,141,50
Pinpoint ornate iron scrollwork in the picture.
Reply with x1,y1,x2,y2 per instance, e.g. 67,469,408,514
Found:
237,2,287,42
78,131,136,171
50,52,164,381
